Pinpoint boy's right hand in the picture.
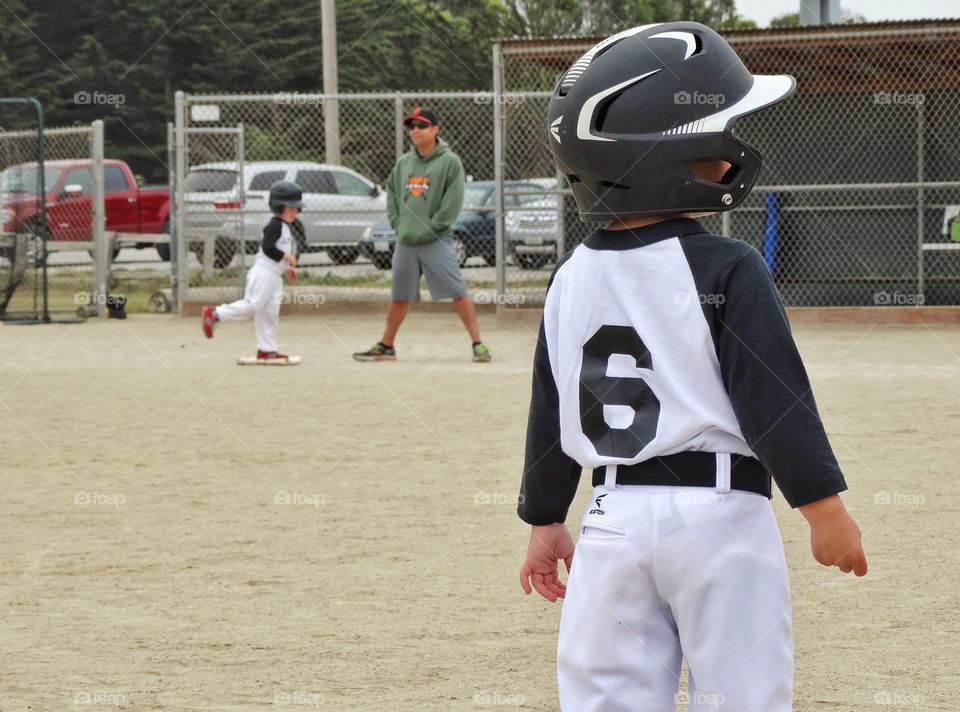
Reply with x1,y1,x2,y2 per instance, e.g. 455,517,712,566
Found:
284,253,298,268
520,523,575,602
800,495,868,576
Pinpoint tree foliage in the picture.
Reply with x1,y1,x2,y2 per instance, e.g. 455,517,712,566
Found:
0,0,758,181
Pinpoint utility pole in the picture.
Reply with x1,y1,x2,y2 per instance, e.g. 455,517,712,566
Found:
321,0,341,164
801,0,841,25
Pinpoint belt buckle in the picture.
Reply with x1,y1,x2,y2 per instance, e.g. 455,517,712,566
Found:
714,453,731,494
603,464,619,490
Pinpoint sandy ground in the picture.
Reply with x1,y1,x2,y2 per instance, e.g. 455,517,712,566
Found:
0,312,958,711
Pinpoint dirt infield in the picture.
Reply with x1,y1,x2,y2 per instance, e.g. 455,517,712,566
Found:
1,313,957,711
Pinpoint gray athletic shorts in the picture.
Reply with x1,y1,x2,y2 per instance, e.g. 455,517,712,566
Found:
391,235,468,302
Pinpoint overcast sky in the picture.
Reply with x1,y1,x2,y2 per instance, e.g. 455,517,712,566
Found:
735,0,959,27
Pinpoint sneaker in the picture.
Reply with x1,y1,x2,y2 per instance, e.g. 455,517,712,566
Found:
352,342,396,362
472,342,492,363
202,306,218,338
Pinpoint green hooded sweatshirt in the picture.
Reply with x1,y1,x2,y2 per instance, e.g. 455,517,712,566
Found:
386,138,465,246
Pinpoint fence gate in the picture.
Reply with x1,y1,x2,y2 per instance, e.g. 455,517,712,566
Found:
172,120,247,310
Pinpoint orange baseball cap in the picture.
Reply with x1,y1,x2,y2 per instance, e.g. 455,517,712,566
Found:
402,106,439,127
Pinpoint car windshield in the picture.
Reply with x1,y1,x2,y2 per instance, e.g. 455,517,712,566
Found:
463,184,491,209
185,169,237,192
0,166,63,193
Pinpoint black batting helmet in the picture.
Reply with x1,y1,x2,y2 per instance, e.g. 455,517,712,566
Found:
547,22,795,221
269,180,304,209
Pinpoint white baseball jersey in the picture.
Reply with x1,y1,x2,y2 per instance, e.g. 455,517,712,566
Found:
519,218,846,525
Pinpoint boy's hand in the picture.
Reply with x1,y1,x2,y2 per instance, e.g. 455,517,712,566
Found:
283,253,297,268
520,523,575,602
285,267,297,283
799,495,868,576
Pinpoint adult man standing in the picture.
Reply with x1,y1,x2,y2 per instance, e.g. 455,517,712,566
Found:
353,107,491,363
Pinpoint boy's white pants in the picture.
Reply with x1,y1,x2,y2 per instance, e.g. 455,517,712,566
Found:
558,484,793,712
214,265,283,352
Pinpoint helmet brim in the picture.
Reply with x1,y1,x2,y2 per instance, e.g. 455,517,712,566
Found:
700,74,795,133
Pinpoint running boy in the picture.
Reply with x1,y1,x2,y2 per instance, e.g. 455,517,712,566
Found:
202,180,301,365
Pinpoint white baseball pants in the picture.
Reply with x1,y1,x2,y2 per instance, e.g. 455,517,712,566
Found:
214,265,283,353
558,484,793,712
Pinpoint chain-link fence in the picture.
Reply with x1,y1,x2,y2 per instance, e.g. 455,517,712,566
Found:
169,22,960,312
496,21,960,307
0,104,101,322
172,91,499,311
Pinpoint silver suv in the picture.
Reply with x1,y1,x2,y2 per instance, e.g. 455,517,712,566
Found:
185,161,386,265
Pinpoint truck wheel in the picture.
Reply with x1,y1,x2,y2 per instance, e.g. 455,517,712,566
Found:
156,219,171,261
213,237,238,268
327,247,359,265
194,238,238,269
371,252,393,270
515,252,550,270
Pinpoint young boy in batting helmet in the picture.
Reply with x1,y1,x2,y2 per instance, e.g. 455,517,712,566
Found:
202,180,301,365
517,22,868,712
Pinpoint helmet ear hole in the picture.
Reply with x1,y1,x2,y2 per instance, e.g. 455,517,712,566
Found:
690,160,736,185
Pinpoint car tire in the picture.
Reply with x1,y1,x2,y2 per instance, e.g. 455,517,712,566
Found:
193,237,238,269
292,219,308,258
515,252,551,270
371,253,393,270
327,246,360,265
452,235,467,268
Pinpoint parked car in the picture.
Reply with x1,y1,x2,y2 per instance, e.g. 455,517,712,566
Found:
504,193,560,270
1,160,170,260
182,161,387,266
358,180,559,270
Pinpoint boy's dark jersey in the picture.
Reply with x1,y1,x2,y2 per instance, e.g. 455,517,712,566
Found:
260,216,288,262
518,218,847,526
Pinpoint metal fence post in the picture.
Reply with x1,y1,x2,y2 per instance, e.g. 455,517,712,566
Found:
492,42,506,308
91,119,106,319
916,100,925,302
394,95,404,161
237,122,246,282
174,90,187,312
166,121,176,309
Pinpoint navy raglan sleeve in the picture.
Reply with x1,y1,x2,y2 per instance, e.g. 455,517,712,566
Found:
261,219,285,262
717,247,847,507
518,259,583,525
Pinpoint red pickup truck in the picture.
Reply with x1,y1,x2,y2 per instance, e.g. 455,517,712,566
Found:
1,159,170,257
